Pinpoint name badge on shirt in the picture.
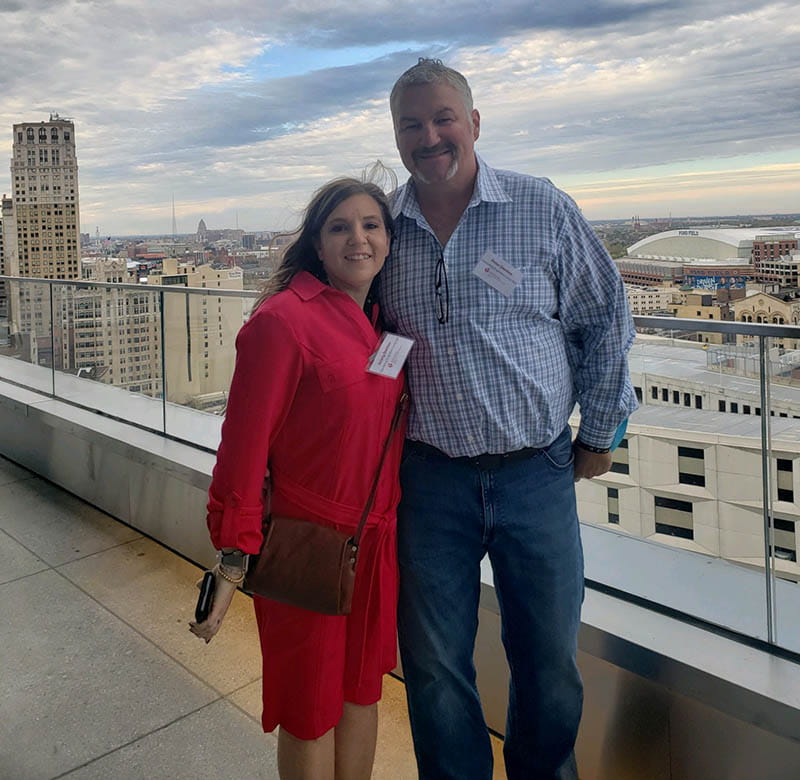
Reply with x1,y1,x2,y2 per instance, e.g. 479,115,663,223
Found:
367,332,414,379
472,250,523,298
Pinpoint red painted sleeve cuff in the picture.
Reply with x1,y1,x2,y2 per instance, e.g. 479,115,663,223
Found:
206,492,264,554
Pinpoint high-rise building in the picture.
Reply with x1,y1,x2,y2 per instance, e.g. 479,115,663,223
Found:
145,258,245,407
10,116,80,279
71,257,163,395
5,115,81,366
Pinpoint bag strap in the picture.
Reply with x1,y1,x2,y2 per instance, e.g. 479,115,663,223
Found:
351,391,408,548
262,391,408,546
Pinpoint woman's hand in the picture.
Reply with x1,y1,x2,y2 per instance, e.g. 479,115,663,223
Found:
189,571,238,644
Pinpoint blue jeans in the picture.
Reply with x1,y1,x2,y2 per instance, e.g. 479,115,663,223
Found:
397,426,583,780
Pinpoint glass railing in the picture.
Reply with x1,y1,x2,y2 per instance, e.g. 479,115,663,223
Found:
580,314,800,656
0,274,258,448
2,274,800,657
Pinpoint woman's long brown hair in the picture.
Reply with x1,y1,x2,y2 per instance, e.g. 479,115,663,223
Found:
252,178,394,314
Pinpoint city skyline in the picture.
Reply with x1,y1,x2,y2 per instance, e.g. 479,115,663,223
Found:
2,1,798,235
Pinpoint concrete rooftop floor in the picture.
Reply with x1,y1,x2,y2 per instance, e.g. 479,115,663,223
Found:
0,455,506,779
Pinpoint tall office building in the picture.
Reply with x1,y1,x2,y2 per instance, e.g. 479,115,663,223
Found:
5,116,81,366
10,115,80,278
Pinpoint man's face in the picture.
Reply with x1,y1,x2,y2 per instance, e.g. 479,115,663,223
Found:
393,81,480,187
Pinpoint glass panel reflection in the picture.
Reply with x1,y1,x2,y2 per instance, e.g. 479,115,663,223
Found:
0,279,54,394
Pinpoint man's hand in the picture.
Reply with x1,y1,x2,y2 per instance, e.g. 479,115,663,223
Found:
573,446,613,481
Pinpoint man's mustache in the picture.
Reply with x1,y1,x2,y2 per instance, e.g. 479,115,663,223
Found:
413,144,455,161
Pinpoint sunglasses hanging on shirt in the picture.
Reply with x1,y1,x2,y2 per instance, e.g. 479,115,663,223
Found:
434,251,449,325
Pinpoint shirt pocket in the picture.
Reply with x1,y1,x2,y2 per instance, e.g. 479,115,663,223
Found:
314,355,369,393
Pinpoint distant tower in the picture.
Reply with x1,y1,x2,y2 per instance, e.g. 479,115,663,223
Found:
197,218,207,242
171,193,177,238
95,226,100,243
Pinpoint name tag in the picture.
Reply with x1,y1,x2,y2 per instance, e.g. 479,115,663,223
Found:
367,332,414,379
472,250,522,298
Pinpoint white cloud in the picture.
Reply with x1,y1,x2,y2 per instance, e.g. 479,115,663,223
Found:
1,0,798,232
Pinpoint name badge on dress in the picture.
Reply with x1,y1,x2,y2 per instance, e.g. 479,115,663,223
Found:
367,333,414,379
472,250,523,298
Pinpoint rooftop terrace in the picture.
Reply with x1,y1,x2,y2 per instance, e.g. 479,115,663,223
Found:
1,455,508,778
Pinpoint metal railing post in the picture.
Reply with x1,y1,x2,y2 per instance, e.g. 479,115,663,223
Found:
758,335,777,644
49,282,56,396
160,289,167,435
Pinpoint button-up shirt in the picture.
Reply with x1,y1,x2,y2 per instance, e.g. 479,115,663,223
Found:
380,156,637,457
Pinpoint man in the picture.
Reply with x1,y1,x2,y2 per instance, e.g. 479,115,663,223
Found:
380,59,637,780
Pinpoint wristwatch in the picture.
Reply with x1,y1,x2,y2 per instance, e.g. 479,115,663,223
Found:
217,549,249,570
574,439,611,455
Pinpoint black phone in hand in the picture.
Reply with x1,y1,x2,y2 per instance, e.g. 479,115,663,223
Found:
195,570,216,623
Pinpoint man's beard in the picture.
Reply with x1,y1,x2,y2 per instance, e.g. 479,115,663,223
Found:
412,145,459,184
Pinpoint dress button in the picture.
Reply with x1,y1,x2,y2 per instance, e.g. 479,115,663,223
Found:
448,348,455,356
456,393,463,401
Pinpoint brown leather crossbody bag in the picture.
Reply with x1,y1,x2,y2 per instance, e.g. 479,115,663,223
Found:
244,393,407,615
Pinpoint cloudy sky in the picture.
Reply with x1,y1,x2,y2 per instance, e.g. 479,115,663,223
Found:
1,0,798,235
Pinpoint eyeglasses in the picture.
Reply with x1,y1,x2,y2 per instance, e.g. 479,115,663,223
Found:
434,252,449,325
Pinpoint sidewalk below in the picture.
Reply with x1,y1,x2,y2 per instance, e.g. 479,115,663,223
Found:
0,455,506,779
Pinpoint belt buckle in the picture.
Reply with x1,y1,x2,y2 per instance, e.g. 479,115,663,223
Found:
473,453,505,470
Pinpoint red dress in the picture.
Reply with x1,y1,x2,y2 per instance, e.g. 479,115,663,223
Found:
206,271,406,739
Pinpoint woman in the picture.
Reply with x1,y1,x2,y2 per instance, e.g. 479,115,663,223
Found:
189,178,407,780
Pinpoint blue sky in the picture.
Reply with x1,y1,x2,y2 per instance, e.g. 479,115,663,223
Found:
1,0,798,235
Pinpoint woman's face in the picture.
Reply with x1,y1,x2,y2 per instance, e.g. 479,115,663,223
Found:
314,193,390,304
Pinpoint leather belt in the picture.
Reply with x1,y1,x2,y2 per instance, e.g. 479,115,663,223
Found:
406,439,543,470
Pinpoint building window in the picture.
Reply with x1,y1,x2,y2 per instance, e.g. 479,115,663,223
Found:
694,395,702,409
678,446,706,487
773,518,796,562
731,402,739,413
654,496,694,539
718,400,726,412
672,390,680,404
661,388,669,402
610,439,629,475
607,487,619,524
634,386,642,402
651,385,658,399
744,405,751,414
683,392,691,407
777,459,794,503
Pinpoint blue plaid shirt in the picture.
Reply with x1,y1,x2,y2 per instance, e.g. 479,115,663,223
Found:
380,156,637,457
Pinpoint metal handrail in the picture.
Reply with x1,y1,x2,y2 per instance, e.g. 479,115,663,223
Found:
3,277,799,334
0,273,259,299
634,315,800,339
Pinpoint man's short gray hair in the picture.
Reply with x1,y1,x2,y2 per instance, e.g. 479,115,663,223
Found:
390,58,474,119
